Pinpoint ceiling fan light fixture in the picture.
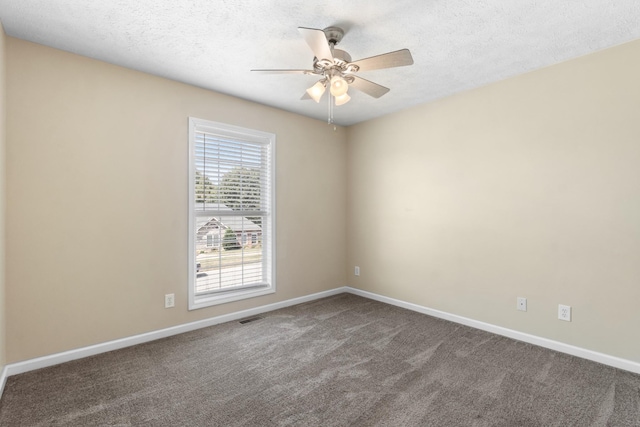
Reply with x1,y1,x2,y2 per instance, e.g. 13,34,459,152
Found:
334,92,351,106
329,75,349,97
252,26,414,123
306,80,326,103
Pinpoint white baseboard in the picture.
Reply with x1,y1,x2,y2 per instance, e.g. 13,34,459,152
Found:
0,365,8,397
345,287,640,375
3,287,348,378
3,284,639,395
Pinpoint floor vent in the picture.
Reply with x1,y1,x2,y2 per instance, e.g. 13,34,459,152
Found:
239,316,263,324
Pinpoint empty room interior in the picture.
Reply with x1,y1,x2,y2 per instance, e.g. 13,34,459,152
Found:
0,1,640,425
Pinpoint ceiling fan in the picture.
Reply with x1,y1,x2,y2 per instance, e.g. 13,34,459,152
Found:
252,26,414,106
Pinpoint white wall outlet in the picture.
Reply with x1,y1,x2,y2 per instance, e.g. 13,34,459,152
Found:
517,297,527,312
165,293,175,308
558,304,571,321
354,266,360,276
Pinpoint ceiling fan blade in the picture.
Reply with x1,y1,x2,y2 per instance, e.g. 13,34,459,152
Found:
351,49,414,72
251,69,315,74
349,76,390,98
298,27,334,62
301,92,312,100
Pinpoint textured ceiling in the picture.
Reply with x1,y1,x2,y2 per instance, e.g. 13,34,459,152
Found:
1,1,640,126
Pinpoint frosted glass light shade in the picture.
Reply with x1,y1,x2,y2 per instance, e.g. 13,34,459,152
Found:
306,81,326,103
330,75,348,97
334,93,351,106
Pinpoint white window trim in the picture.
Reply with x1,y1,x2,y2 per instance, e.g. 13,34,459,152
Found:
188,117,276,310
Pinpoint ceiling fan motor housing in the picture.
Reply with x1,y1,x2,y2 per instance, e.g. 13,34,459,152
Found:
314,48,354,69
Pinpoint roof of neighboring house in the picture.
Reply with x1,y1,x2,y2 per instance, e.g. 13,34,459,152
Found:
196,205,262,236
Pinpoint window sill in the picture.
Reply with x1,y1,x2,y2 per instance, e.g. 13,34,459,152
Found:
189,285,275,310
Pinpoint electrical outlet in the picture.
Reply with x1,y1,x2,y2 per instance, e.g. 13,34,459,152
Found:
165,293,175,308
517,297,527,312
354,266,360,276
558,304,571,321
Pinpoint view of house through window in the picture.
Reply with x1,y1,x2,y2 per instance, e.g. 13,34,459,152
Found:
188,118,275,309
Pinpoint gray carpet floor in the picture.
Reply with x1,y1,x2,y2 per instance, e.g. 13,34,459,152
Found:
0,293,639,426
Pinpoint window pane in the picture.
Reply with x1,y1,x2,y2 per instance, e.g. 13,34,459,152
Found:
194,134,270,212
195,215,265,295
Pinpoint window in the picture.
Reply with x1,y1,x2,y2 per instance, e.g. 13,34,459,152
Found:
188,118,275,309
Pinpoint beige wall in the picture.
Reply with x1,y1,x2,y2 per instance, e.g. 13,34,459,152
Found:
347,39,640,363
0,22,7,369
5,38,347,363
